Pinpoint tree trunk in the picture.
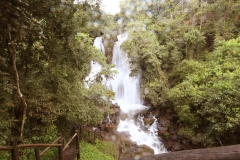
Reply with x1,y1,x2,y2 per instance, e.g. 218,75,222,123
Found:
8,26,28,140
122,145,240,160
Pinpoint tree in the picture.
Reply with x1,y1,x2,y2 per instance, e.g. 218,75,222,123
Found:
168,36,240,145
118,0,240,147
0,0,114,146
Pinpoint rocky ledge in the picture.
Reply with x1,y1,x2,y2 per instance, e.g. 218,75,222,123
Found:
86,104,196,159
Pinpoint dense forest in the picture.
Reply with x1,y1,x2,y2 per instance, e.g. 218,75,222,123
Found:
119,0,240,147
0,0,240,159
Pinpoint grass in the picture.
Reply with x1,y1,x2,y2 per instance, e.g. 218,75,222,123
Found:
80,139,118,160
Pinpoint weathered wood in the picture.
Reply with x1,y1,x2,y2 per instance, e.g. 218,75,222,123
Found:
40,136,62,156
8,27,28,139
63,133,77,151
18,144,62,148
123,145,240,160
10,139,19,160
0,125,103,160
35,147,40,160
75,129,80,160
58,138,64,160
0,146,14,150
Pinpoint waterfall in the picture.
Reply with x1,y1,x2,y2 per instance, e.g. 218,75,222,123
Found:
107,33,167,154
88,35,167,154
85,37,105,86
93,37,105,55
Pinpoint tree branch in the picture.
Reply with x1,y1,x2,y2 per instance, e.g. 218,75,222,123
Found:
8,26,28,140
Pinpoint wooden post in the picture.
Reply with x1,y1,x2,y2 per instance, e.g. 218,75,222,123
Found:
35,147,40,160
58,138,64,160
75,128,80,160
10,139,19,160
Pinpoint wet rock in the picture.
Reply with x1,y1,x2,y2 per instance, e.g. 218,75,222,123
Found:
121,147,130,154
159,119,170,128
102,117,109,124
131,142,138,147
142,144,154,153
169,124,178,135
142,151,153,157
102,132,112,141
119,143,154,160
181,143,193,150
154,109,161,118
111,116,120,125
118,132,131,142
158,127,168,135
172,141,182,151
137,109,149,116
143,117,154,126
113,107,121,116
134,144,154,157
120,113,128,121
135,147,143,154
99,124,105,131
105,123,117,132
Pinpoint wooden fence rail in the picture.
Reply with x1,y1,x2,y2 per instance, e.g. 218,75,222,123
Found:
0,125,103,160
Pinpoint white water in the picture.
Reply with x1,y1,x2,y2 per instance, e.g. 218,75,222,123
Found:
93,37,105,55
85,37,105,86
107,33,167,154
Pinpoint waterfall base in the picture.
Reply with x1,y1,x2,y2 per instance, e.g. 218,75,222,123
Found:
94,104,155,159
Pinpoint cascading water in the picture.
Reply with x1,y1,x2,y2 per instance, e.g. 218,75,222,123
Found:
85,37,105,85
107,33,167,154
88,35,167,154
93,37,105,55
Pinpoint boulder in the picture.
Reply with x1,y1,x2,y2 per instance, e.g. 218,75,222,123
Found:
143,117,154,126
172,141,182,151
158,127,168,135
105,123,117,132
120,113,128,121
159,119,170,128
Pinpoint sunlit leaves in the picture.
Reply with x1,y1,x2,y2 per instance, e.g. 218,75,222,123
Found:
121,31,169,106
183,28,206,59
168,36,240,145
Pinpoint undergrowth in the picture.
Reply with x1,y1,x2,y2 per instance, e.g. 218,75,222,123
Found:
80,139,118,160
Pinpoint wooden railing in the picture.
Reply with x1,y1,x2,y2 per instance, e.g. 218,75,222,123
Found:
0,125,103,160
0,137,63,160
79,125,103,141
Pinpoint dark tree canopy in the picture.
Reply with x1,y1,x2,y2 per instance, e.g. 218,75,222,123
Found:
0,0,114,146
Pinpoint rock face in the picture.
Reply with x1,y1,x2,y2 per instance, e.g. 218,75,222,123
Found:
95,104,155,159
143,117,154,126
89,103,200,158
120,144,240,160
119,140,154,159
120,113,128,121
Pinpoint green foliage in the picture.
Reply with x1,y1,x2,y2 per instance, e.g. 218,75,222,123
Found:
80,140,118,160
168,36,240,145
121,30,169,106
0,0,114,146
94,139,118,159
184,28,206,59
118,0,240,146
0,151,10,160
